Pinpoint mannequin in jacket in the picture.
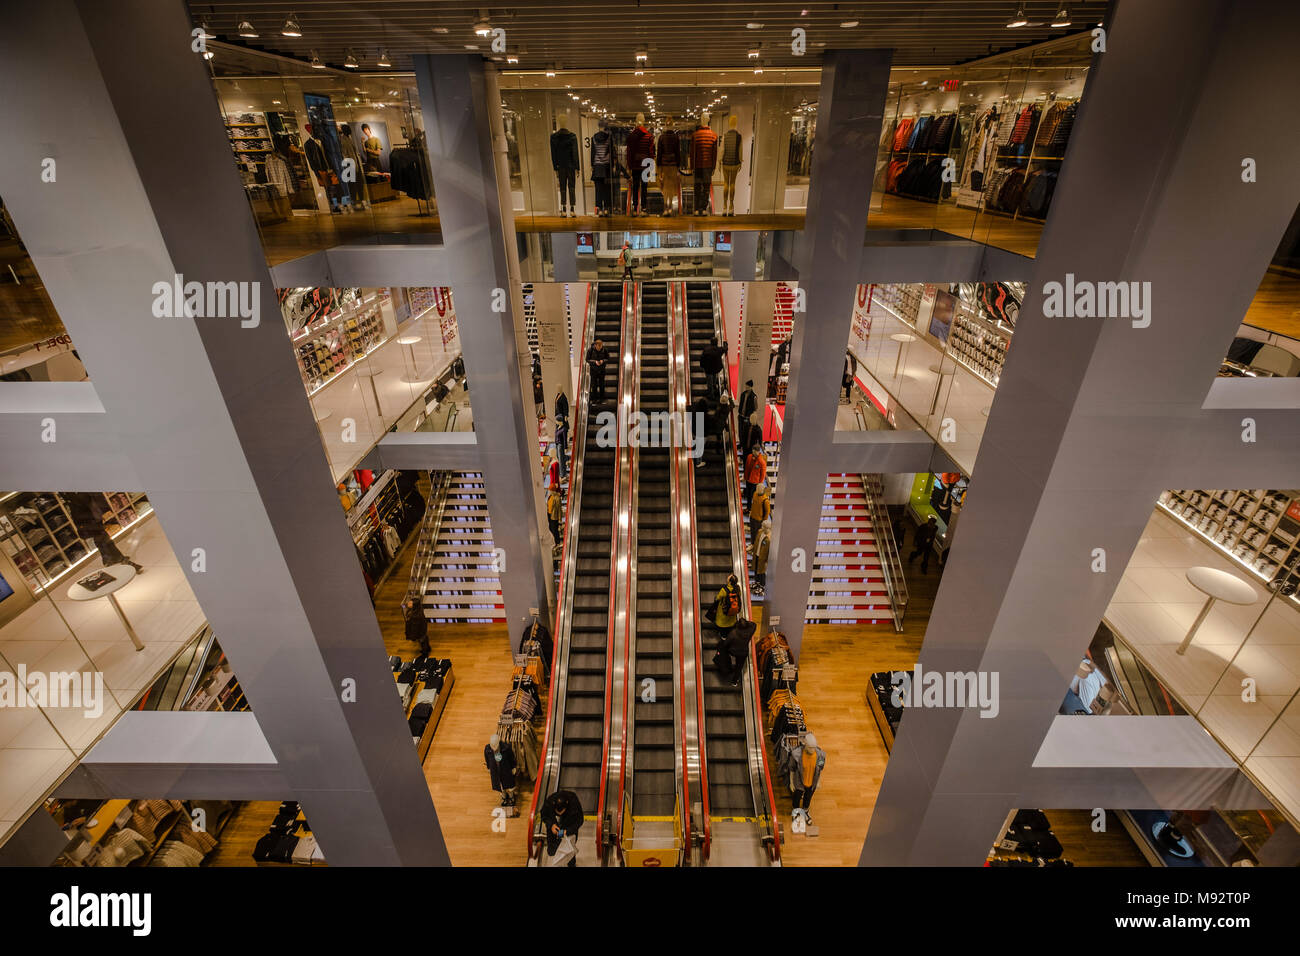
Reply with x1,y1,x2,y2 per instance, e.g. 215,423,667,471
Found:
783,732,826,815
690,112,718,215
625,112,655,216
589,117,614,216
655,115,681,216
550,113,580,217
720,114,743,216
485,734,518,808
303,123,342,213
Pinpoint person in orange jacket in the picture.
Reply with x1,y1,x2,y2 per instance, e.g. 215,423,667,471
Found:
743,444,767,508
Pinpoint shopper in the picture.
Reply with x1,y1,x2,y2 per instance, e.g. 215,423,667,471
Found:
540,789,584,866
841,355,855,403
63,492,144,574
587,337,610,404
738,379,757,432
711,573,742,637
619,241,634,281
744,444,767,508
702,394,731,467
547,487,564,553
716,625,751,686
555,416,569,479
403,597,431,657
701,336,725,400
749,482,772,546
908,514,939,573
752,518,772,596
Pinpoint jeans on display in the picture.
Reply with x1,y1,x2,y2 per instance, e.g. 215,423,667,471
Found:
556,167,576,209
722,163,740,213
694,168,713,213
594,177,612,212
629,175,647,213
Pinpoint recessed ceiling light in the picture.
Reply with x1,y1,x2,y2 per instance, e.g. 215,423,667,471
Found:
203,49,215,60
746,22,763,29
272,99,282,104
546,69,556,77
840,20,859,28
635,47,648,62
237,19,258,38
281,14,302,37
196,20,216,40
754,66,763,74
748,47,760,58
464,44,480,50
433,26,449,34
635,68,644,76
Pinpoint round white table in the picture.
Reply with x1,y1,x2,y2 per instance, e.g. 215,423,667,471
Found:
397,337,430,383
357,367,387,417
890,333,916,377
927,363,955,416
67,565,144,651
1177,566,1259,655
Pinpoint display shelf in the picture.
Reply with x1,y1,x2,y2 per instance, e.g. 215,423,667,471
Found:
0,492,151,593
1158,488,1300,591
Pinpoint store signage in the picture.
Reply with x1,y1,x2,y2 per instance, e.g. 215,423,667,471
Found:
941,79,960,91
0,333,75,375
1287,501,1300,523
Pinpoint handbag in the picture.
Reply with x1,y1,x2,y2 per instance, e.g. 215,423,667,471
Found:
548,834,576,867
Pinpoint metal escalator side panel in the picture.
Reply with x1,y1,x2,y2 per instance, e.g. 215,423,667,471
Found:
711,282,783,865
528,283,599,860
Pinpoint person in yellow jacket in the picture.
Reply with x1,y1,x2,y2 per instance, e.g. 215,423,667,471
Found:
749,482,771,548
546,487,564,552
712,573,742,632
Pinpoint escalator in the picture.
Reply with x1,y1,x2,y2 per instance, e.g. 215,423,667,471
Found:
531,282,625,853
683,282,753,818
628,281,677,822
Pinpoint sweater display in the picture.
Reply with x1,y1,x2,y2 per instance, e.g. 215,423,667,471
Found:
691,125,718,170
721,128,743,166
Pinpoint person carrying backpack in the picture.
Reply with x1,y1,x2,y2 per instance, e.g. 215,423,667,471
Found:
618,241,634,281
712,573,742,633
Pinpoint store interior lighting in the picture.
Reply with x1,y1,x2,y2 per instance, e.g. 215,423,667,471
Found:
474,18,492,37
310,50,325,69
344,50,359,69
281,14,302,37
237,19,258,38
377,49,391,68
1007,3,1030,27
1052,4,1073,26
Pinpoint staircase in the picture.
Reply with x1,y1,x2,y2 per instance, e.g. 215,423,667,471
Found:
804,473,895,626
419,470,505,623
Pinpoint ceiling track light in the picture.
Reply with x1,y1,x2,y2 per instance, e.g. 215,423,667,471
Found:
635,47,648,62
377,50,391,67
747,47,760,58
196,20,216,40
344,49,359,68
1051,4,1072,26
473,16,492,37
506,54,519,64
1007,2,1029,27
281,14,302,37
310,50,325,69
237,18,258,38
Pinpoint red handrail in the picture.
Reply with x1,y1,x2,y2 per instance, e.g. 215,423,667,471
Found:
594,279,629,859
614,282,640,862
527,282,591,860
725,377,782,864
668,282,695,861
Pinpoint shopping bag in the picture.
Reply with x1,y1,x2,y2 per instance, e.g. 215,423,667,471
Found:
548,834,576,867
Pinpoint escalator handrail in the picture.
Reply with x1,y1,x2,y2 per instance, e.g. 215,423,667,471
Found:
595,279,630,859
667,281,698,861
614,282,643,860
714,286,783,864
527,283,597,860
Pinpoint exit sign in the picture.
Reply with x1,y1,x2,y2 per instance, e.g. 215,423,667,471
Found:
941,79,960,91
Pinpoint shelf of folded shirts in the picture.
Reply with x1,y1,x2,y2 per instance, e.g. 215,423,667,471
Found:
304,334,389,399
394,663,455,763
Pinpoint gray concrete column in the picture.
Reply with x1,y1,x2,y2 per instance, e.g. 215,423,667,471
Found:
862,0,1300,866
765,50,894,657
415,55,551,630
0,0,447,865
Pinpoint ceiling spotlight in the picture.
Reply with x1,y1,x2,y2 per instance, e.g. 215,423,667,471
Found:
281,14,302,37
840,19,859,28
754,66,763,74
474,18,492,37
237,19,258,38
272,99,282,105
1051,4,1072,26
310,50,325,69
748,47,760,58
634,68,644,76
635,47,648,62
377,49,392,67
344,50,359,68
746,21,764,29
203,49,215,60
546,68,556,77
1007,3,1029,27
433,26,450,34
464,44,480,50
506,54,519,63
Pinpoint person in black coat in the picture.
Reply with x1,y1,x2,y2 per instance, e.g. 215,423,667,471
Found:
540,789,584,865
587,339,610,404
701,336,725,400
403,597,431,656
554,388,569,423
716,626,752,686
908,515,939,574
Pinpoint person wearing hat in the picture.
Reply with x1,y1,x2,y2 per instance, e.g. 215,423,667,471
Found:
618,241,634,281
540,789,584,866
782,732,826,820
749,481,771,546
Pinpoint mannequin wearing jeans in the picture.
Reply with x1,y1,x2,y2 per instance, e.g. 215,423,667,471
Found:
720,115,743,215
656,116,681,215
691,112,718,215
550,114,580,217
590,118,613,216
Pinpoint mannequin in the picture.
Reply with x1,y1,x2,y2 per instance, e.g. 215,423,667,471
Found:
590,117,614,216
625,111,654,216
690,112,718,215
720,114,743,216
485,733,518,810
655,115,681,216
303,122,342,213
783,731,826,819
550,113,580,217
